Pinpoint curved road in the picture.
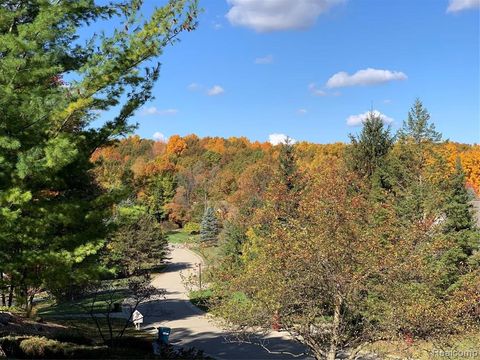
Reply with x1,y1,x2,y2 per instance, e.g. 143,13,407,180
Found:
137,245,310,360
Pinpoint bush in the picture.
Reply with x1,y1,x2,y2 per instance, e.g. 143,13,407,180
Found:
0,336,108,359
0,336,25,358
19,337,62,357
184,222,201,235
0,306,23,315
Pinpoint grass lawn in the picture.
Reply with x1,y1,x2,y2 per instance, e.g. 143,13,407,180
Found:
192,244,221,266
37,290,129,317
188,289,212,312
51,316,154,343
166,230,196,244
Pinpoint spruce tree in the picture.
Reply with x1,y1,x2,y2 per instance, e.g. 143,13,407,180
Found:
200,207,219,244
438,159,479,289
444,159,475,232
390,100,444,225
278,137,297,191
347,112,394,178
398,98,442,144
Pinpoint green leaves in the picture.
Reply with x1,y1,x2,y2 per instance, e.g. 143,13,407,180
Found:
0,0,197,309
45,136,78,169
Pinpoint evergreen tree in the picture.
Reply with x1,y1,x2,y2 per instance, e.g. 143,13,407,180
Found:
347,112,394,178
200,207,219,244
144,173,177,221
271,138,304,222
108,210,168,277
220,221,247,260
389,100,444,225
278,137,297,191
398,98,442,144
0,0,197,311
443,159,475,232
436,159,480,289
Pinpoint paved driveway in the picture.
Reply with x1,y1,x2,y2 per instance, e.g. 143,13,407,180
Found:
137,245,310,360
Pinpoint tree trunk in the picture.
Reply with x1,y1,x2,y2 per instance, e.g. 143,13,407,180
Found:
26,294,34,318
327,293,342,360
7,283,14,307
0,272,5,306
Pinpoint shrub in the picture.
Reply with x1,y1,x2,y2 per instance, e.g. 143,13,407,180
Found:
0,307,23,315
0,336,108,359
189,289,212,312
0,336,25,358
184,222,201,235
20,337,62,357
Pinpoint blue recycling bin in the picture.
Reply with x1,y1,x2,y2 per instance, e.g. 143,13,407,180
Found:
158,327,171,345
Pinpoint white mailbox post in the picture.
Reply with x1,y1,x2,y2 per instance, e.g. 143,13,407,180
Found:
132,310,144,330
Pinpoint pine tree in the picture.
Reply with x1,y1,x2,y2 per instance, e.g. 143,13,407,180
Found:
0,0,197,311
200,207,219,244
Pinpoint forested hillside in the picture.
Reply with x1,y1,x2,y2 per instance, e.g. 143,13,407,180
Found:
91,102,480,358
92,130,480,231
1,1,478,359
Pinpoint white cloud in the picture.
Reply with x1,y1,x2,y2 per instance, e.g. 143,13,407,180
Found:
308,83,327,96
153,132,167,142
447,0,480,12
226,0,344,32
298,109,308,115
207,85,225,96
346,110,394,127
326,68,407,88
213,22,223,30
383,99,392,104
187,83,201,91
268,133,297,145
141,107,178,116
255,54,274,64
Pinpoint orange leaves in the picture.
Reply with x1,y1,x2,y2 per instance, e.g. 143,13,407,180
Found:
166,135,187,156
430,143,480,196
204,137,226,154
459,145,480,195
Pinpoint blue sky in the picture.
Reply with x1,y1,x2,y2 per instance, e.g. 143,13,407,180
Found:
97,0,480,144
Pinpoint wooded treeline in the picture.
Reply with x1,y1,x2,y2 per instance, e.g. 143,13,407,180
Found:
91,128,480,231
0,1,478,358
91,104,480,359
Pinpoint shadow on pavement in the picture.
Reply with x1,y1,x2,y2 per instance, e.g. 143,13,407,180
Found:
137,297,311,359
167,327,311,360
160,262,192,273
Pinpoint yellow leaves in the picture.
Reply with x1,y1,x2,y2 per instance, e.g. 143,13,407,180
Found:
428,143,480,195
459,145,480,195
56,96,93,121
204,137,226,154
166,135,187,156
